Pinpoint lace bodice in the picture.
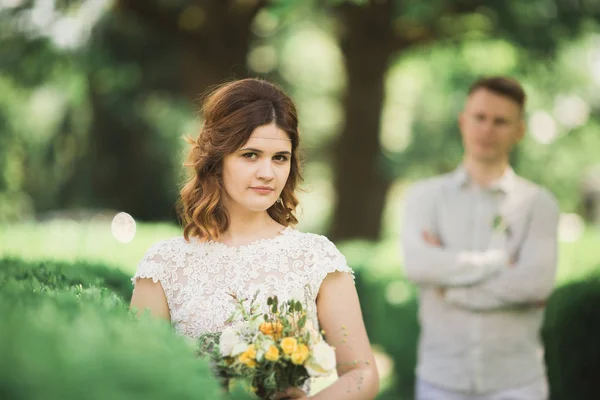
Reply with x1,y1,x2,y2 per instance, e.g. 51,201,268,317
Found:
131,227,354,339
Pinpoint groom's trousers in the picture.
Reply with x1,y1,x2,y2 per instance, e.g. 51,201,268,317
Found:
415,377,548,400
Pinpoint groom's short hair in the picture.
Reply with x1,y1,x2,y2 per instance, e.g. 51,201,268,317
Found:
468,77,526,111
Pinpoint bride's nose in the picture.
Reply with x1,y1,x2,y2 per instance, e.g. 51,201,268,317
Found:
256,159,275,181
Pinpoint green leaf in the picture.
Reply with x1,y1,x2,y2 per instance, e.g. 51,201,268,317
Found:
492,215,503,229
299,315,307,328
264,371,277,390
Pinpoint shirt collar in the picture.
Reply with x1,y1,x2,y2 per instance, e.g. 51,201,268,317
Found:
451,164,515,193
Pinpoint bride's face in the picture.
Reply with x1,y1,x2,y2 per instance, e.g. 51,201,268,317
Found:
221,123,292,213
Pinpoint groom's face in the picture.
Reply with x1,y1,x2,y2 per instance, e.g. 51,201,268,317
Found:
459,88,525,163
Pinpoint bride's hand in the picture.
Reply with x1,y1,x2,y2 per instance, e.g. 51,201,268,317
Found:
272,387,308,399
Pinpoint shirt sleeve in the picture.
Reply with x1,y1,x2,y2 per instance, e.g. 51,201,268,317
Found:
445,189,559,310
401,180,507,287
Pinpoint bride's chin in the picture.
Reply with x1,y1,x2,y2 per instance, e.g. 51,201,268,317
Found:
244,201,277,212
227,199,273,213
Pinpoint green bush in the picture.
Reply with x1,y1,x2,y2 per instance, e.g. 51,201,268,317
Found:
543,275,600,400
354,271,419,400
0,281,234,400
7,255,599,400
0,257,132,299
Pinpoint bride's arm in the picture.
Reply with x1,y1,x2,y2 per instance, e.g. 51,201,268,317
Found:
130,278,171,321
312,271,379,400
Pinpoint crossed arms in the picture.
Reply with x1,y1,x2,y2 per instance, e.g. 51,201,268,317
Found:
401,182,560,311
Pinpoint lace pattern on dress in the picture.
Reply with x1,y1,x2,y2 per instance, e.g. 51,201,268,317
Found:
131,227,354,340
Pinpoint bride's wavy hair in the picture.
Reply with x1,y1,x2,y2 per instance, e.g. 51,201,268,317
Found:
178,78,302,241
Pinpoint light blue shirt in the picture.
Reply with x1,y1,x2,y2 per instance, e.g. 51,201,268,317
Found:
401,166,560,394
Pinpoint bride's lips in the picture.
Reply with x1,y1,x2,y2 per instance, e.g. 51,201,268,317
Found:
250,186,274,194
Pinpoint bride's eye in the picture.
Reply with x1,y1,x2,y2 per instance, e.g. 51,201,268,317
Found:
273,155,289,162
243,153,258,160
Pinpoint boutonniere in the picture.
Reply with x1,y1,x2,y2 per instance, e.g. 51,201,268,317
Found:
492,214,511,237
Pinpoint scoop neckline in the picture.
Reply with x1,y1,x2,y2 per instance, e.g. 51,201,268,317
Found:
202,226,294,251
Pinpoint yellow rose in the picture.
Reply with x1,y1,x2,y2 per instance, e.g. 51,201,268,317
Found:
290,343,309,365
245,344,257,359
259,321,284,338
239,352,257,368
280,337,297,355
265,345,280,362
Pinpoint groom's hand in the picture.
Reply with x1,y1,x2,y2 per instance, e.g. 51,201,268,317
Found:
422,231,446,297
422,231,442,247
273,387,308,399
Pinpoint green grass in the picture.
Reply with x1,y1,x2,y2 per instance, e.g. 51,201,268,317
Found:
0,220,181,274
1,220,598,284
554,226,600,282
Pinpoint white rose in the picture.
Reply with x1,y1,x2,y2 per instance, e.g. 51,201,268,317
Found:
256,337,275,361
219,327,240,357
249,318,262,330
305,341,336,377
233,321,254,336
231,341,249,357
261,338,274,352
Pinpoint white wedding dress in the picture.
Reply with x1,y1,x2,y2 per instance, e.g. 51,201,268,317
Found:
131,226,354,339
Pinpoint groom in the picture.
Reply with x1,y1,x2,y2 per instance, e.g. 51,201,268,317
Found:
401,77,559,399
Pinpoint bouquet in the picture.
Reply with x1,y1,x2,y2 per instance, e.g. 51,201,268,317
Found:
197,291,337,399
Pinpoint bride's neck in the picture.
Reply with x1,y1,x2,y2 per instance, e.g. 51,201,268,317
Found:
219,208,281,247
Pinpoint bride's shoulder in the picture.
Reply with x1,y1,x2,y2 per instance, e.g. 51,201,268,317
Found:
139,236,202,263
288,229,348,261
289,228,334,247
143,236,188,254
133,236,197,283
288,229,355,280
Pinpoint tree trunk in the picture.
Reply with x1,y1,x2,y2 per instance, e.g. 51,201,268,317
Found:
64,0,265,220
329,3,395,241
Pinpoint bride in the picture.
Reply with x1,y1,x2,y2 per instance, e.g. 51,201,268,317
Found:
130,78,379,399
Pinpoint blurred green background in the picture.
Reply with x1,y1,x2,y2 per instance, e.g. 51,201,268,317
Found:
1,0,600,399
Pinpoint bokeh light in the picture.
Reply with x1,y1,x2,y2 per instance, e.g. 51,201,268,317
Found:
385,280,413,306
111,212,137,244
529,111,558,144
558,213,585,243
554,95,590,129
